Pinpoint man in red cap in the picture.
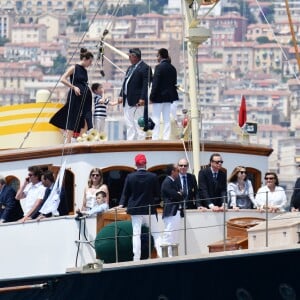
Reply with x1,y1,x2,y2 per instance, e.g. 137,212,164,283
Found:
119,153,162,261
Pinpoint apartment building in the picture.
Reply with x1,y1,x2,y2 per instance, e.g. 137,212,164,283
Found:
0,62,44,104
246,24,275,42
11,23,47,43
253,43,288,74
272,0,300,22
4,0,141,15
207,13,248,53
223,41,255,74
87,14,136,39
0,9,14,39
4,42,63,66
38,13,68,42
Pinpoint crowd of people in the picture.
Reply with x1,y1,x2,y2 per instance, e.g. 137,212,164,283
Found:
49,46,179,142
1,152,300,261
114,153,295,261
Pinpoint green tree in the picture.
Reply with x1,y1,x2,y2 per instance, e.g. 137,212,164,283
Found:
68,10,89,32
0,37,9,46
256,36,275,44
51,55,67,74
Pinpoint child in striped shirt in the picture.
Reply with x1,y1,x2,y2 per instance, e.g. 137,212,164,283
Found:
91,83,117,133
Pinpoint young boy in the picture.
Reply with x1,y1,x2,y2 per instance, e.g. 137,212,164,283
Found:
79,190,109,217
91,83,117,134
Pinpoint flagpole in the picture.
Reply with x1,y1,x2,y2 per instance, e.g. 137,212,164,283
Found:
238,95,248,143
182,0,210,175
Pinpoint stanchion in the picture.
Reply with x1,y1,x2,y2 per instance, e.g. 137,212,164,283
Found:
114,208,119,263
160,245,169,258
170,243,179,256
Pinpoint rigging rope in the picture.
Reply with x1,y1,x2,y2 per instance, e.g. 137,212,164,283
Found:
18,0,109,150
254,0,300,83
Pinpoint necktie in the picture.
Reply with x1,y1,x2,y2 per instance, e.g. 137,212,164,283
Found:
213,172,217,180
182,175,188,198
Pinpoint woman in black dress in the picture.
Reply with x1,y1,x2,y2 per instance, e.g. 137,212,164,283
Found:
50,48,94,143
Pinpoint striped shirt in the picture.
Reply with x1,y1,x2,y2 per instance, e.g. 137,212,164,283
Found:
94,95,110,118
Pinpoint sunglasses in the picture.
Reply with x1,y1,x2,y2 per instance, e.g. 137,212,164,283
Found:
239,171,246,174
265,177,275,180
28,173,33,177
92,174,100,177
212,160,223,164
179,164,188,167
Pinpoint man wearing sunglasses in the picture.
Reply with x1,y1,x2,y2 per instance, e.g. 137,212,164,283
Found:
15,166,46,222
197,153,227,211
176,158,197,209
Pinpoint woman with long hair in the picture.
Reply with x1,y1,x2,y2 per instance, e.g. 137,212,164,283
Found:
81,168,109,211
227,166,255,210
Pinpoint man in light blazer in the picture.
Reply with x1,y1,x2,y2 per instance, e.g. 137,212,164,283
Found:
197,153,227,211
118,48,152,140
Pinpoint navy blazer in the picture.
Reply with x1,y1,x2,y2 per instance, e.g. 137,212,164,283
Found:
0,185,23,222
119,169,160,215
150,59,179,103
197,167,227,208
291,177,300,210
161,176,183,218
176,173,198,209
120,61,152,107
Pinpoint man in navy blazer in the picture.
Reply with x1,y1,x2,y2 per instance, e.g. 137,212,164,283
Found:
197,153,227,211
161,164,183,256
150,48,179,140
291,169,300,211
176,158,198,209
0,176,23,223
119,154,161,261
118,48,152,140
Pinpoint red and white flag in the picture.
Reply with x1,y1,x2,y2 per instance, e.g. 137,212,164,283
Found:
238,95,247,127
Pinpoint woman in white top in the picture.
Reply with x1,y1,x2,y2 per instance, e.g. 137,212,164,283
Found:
81,168,109,211
255,172,287,213
227,166,255,210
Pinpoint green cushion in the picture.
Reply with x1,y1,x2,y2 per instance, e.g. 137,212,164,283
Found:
95,220,153,263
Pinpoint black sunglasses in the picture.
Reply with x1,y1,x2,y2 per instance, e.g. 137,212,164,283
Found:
212,160,223,164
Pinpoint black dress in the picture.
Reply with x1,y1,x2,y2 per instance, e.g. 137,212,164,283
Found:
50,64,92,132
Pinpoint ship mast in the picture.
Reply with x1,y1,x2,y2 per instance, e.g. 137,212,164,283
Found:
284,0,300,72
182,0,211,175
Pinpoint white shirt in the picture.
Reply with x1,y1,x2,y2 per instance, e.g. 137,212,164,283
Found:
255,185,287,211
23,181,46,215
227,179,255,208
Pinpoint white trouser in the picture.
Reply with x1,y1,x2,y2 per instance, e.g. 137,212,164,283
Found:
170,101,178,121
162,211,181,257
131,214,162,261
151,102,171,140
93,117,106,133
124,102,145,140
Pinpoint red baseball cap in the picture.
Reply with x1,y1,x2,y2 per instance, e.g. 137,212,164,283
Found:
135,153,147,165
